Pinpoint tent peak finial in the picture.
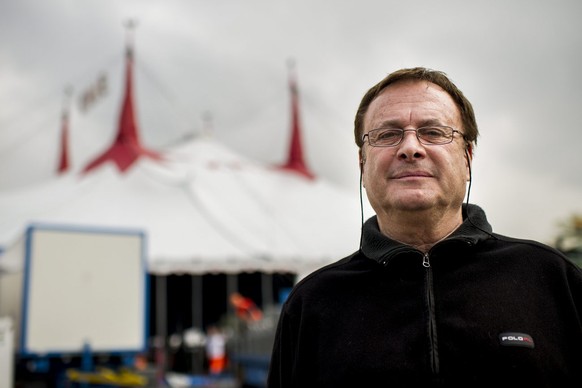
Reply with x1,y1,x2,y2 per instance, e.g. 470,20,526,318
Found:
277,65,315,180
202,111,214,137
57,87,73,175
81,26,162,175
124,19,138,31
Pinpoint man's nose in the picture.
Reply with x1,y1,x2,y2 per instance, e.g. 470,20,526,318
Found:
400,129,422,143
397,129,425,160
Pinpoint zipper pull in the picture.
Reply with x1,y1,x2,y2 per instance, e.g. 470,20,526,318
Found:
422,252,430,268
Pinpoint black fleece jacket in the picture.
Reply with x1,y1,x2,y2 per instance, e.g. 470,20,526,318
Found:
267,204,582,387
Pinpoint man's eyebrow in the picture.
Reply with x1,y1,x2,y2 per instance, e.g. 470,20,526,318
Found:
373,119,402,129
373,118,444,129
417,119,445,127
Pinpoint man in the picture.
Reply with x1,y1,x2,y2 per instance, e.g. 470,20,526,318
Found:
267,67,582,387
205,325,227,375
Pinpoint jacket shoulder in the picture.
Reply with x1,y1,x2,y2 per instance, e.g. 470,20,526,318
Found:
292,251,360,289
491,232,582,273
281,251,370,310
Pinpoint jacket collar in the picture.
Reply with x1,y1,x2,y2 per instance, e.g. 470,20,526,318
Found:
361,203,493,265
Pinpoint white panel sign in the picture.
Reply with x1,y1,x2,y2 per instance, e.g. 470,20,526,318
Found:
20,225,147,355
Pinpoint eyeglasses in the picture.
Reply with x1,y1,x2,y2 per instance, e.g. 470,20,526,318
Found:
362,126,465,147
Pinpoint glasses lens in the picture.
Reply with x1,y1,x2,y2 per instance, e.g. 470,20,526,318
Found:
417,126,452,144
370,129,402,146
366,126,456,146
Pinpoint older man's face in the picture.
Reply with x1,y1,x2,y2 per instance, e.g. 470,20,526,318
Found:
361,80,470,218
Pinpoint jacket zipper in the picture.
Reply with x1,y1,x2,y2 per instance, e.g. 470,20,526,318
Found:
422,252,430,268
423,252,440,375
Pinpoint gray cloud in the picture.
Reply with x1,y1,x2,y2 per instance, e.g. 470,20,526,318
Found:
1,0,581,243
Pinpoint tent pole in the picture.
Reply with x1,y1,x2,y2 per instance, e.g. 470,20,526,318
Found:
155,275,167,382
226,274,238,316
226,273,240,374
191,275,203,374
261,273,274,308
192,275,203,328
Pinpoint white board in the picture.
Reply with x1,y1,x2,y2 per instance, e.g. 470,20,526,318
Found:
20,224,147,356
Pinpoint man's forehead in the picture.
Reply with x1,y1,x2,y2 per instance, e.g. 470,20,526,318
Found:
375,80,451,104
365,80,461,128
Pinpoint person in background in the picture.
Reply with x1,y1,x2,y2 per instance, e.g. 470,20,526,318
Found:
205,325,226,375
267,67,582,387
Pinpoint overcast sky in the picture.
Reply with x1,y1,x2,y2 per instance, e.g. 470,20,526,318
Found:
1,0,581,245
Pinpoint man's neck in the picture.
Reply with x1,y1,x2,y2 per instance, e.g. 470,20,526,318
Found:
376,208,463,253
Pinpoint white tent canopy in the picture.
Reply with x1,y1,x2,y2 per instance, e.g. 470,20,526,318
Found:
0,32,363,276
0,136,362,275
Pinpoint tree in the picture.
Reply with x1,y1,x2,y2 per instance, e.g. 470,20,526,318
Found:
554,214,582,267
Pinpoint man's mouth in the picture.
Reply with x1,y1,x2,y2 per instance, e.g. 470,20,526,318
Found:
392,171,432,179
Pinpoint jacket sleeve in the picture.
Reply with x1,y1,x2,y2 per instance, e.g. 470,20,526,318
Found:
267,303,297,388
568,261,582,326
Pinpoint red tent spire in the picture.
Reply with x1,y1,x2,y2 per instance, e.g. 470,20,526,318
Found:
57,87,72,174
82,22,162,174
278,60,315,180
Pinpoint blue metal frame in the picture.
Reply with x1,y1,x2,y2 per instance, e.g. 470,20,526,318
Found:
18,223,149,359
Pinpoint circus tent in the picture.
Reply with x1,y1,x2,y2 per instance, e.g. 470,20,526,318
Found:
0,29,361,277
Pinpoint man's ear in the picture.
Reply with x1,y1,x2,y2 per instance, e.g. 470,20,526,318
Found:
359,149,366,172
465,142,473,181
359,148,366,187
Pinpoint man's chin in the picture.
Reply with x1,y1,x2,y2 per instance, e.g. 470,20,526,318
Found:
396,203,434,212
388,192,436,211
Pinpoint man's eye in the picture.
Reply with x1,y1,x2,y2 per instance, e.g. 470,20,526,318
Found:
421,127,446,138
377,130,401,140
